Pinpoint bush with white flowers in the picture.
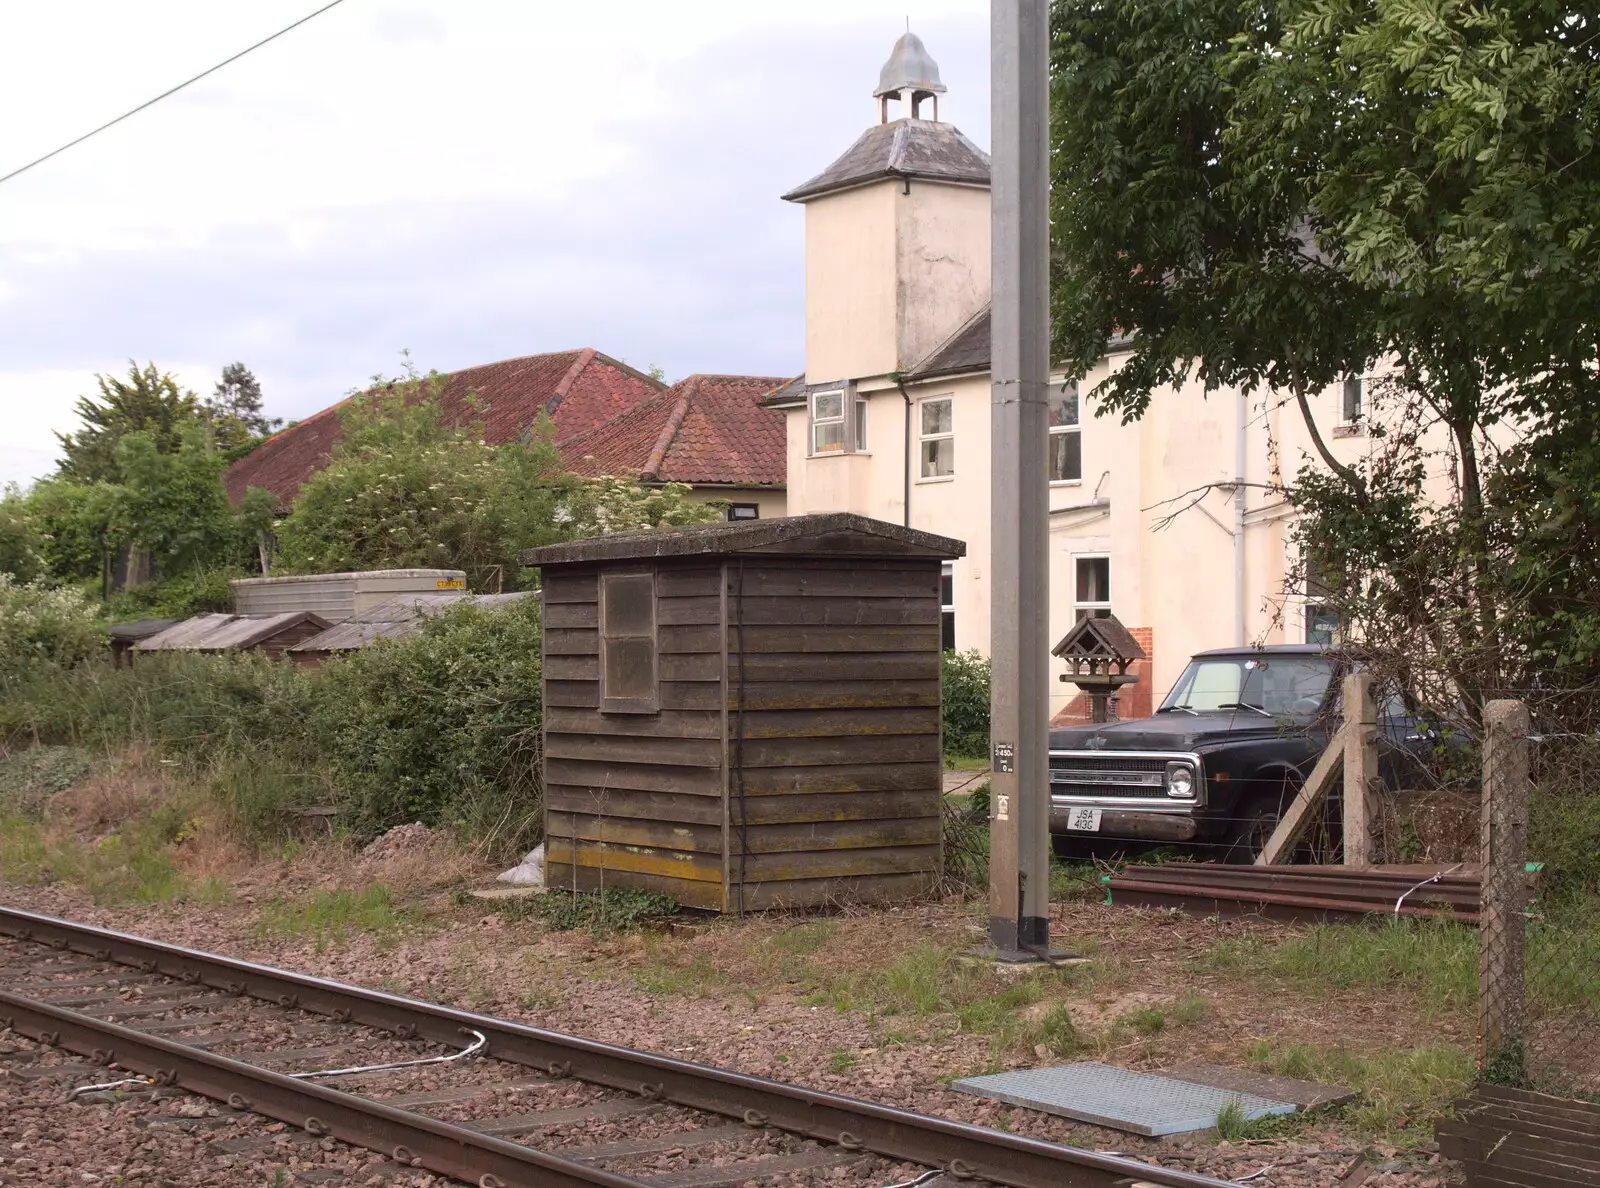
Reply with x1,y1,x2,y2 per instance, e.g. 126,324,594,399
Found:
0,575,103,684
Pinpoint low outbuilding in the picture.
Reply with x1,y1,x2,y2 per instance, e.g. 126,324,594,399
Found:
107,618,179,668
519,512,965,912
288,591,532,666
135,612,331,660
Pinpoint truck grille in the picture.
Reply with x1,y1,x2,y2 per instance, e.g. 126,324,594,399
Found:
1049,754,1176,800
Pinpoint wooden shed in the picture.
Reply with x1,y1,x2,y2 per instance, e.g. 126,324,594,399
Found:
519,513,966,912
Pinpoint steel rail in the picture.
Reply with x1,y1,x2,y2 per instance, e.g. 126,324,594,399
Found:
0,905,1229,1188
0,988,645,1188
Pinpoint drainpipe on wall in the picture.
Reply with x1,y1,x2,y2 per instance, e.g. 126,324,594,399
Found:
895,373,913,527
1234,386,1247,646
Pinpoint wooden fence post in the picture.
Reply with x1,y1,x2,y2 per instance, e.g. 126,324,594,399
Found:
1342,672,1377,867
1479,699,1530,1073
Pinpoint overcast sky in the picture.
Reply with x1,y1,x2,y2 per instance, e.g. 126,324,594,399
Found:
0,1,990,487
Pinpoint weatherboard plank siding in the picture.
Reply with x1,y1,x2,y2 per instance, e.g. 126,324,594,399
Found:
528,516,961,913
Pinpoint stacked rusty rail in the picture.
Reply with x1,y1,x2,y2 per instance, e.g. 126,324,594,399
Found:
0,905,1234,1188
1105,863,1482,924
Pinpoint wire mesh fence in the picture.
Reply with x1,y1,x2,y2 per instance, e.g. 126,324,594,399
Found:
1457,686,1600,1097
1512,688,1600,1095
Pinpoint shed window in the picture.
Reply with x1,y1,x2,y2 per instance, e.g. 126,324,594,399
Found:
601,571,658,712
919,397,954,478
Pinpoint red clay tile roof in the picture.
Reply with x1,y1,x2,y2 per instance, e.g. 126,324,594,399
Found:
226,350,666,505
561,374,794,488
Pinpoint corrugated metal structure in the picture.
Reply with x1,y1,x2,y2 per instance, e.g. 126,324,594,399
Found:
520,513,965,912
135,612,331,660
289,591,533,664
230,570,468,624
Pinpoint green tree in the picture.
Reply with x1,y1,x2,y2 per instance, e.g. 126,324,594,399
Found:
106,429,236,577
274,365,718,587
205,362,281,455
0,486,45,584
1049,0,1600,702
24,478,121,583
56,362,205,484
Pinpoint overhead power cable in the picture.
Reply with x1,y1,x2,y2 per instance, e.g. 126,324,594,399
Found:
0,0,349,188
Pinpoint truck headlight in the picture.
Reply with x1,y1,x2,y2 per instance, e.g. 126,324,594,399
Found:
1165,763,1195,798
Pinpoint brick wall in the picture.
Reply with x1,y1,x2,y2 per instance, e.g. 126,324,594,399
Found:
1051,626,1155,726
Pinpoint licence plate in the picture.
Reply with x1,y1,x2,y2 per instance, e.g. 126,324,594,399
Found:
1066,807,1103,833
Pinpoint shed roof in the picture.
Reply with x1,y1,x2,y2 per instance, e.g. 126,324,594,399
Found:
521,513,965,567
782,119,990,203
135,611,331,652
290,591,532,654
107,618,180,642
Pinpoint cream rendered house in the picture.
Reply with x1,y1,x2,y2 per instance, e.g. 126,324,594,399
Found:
767,34,1405,721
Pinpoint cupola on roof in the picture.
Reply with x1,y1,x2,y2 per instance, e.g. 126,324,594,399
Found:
782,31,989,204
874,30,947,123
876,31,946,100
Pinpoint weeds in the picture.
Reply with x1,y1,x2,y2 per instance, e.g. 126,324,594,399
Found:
633,955,729,998
515,888,679,936
1244,1038,1474,1139
257,886,423,950
1169,993,1212,1025
1209,918,1476,1014
828,1049,858,1074
0,745,93,814
1213,1098,1251,1142
0,806,216,905
1212,1097,1298,1142
1123,1006,1166,1035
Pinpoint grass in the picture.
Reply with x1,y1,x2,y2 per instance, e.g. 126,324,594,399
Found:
1208,918,1477,1014
828,1049,858,1074
1170,993,1212,1024
632,953,730,998
1243,1038,1474,1141
257,886,423,950
1122,1006,1167,1035
0,804,227,906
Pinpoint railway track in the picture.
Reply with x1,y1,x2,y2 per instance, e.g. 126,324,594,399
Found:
0,905,1234,1188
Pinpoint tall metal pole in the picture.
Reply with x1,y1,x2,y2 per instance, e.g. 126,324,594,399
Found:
988,0,1051,958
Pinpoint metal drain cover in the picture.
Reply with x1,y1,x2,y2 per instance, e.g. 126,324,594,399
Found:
952,1062,1297,1136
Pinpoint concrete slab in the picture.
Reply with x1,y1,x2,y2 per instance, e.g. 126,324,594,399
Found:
1163,1062,1358,1109
952,1061,1297,1136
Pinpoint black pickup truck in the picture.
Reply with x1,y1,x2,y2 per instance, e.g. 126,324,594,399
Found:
1048,645,1447,862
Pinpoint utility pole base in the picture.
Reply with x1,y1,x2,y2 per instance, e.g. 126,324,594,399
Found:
974,916,1068,965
